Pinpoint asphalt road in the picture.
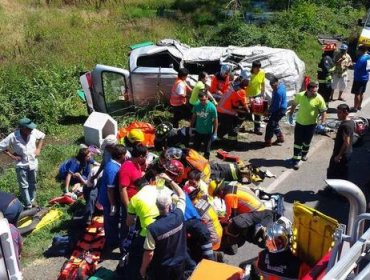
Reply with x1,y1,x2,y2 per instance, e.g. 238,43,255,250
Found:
22,70,370,278
226,70,370,267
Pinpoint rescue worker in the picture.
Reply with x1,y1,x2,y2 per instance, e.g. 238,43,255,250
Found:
154,122,192,151
208,180,266,222
139,166,188,280
210,64,231,101
123,174,173,279
317,43,335,104
249,60,266,135
330,43,352,101
162,160,215,263
251,217,311,280
217,69,250,145
170,68,192,128
183,169,223,251
264,76,287,146
287,81,327,170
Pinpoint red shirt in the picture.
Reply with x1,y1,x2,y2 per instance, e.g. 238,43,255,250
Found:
119,160,143,200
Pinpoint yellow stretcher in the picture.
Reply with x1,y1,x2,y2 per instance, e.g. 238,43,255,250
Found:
292,202,339,267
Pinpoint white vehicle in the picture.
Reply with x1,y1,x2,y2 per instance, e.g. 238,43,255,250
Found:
80,39,305,115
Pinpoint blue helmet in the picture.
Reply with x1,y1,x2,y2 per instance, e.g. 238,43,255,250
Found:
239,69,251,81
340,44,348,51
220,64,231,75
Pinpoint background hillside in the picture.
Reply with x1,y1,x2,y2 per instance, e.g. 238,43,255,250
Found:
0,0,368,264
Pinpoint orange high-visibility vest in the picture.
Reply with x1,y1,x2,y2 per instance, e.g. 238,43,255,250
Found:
170,78,188,106
217,88,248,116
210,74,230,95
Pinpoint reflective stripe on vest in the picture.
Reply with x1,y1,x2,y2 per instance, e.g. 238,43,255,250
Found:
170,79,187,106
236,185,265,212
217,86,236,115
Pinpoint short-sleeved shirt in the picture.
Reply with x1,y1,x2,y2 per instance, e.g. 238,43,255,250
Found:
119,160,143,199
334,52,352,76
192,101,217,134
189,81,205,105
58,157,94,180
0,128,45,170
354,53,370,82
294,91,327,125
248,70,265,97
127,185,172,237
333,120,354,157
98,159,121,207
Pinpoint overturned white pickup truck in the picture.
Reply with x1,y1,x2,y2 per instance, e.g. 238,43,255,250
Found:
80,39,305,115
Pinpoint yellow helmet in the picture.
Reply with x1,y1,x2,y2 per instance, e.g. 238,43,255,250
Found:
208,179,223,197
127,129,144,144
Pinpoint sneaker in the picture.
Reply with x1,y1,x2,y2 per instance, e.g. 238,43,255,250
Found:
25,204,32,210
301,155,308,161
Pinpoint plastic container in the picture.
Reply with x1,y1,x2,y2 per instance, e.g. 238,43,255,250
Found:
83,112,117,148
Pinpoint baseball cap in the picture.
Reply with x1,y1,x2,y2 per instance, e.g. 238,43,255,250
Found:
19,118,37,129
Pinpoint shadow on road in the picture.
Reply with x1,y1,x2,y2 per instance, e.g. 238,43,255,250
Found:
249,158,290,168
284,190,318,203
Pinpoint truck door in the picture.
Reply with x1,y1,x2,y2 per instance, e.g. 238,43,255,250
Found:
90,64,130,115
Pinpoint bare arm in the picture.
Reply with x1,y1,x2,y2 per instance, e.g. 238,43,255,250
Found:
140,250,154,278
320,111,327,124
334,133,351,162
190,113,196,128
35,138,44,157
2,150,21,161
126,213,136,227
119,187,129,208
158,173,184,200
64,173,73,193
288,103,297,115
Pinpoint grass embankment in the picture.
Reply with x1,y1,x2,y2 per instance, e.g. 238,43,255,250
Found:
0,0,365,266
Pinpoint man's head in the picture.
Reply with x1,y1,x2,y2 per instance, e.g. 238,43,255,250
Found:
251,60,262,74
19,117,36,136
269,76,279,91
220,64,231,77
358,44,368,55
156,192,173,215
131,144,148,165
307,80,319,96
101,134,117,152
178,68,189,80
339,43,348,54
198,71,208,83
198,91,208,105
111,144,127,163
337,103,350,120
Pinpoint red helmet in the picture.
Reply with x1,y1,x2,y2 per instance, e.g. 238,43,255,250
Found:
163,159,184,178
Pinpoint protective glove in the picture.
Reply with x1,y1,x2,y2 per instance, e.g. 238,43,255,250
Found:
211,134,218,142
288,114,294,125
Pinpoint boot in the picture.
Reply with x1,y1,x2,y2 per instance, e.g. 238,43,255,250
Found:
273,134,284,145
264,138,272,147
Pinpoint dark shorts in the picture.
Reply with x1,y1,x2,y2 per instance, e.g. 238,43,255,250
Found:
351,80,368,95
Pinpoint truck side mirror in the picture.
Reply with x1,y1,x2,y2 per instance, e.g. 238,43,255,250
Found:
358,18,363,26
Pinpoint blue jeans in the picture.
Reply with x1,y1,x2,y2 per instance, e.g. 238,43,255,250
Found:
103,204,120,248
16,167,37,207
265,110,286,141
83,186,98,220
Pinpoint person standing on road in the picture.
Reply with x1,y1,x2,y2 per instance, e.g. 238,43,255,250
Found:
327,104,354,180
351,44,370,112
330,43,352,101
288,81,327,170
170,68,192,128
191,92,218,159
248,60,266,135
317,44,335,104
264,76,287,146
0,118,45,209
